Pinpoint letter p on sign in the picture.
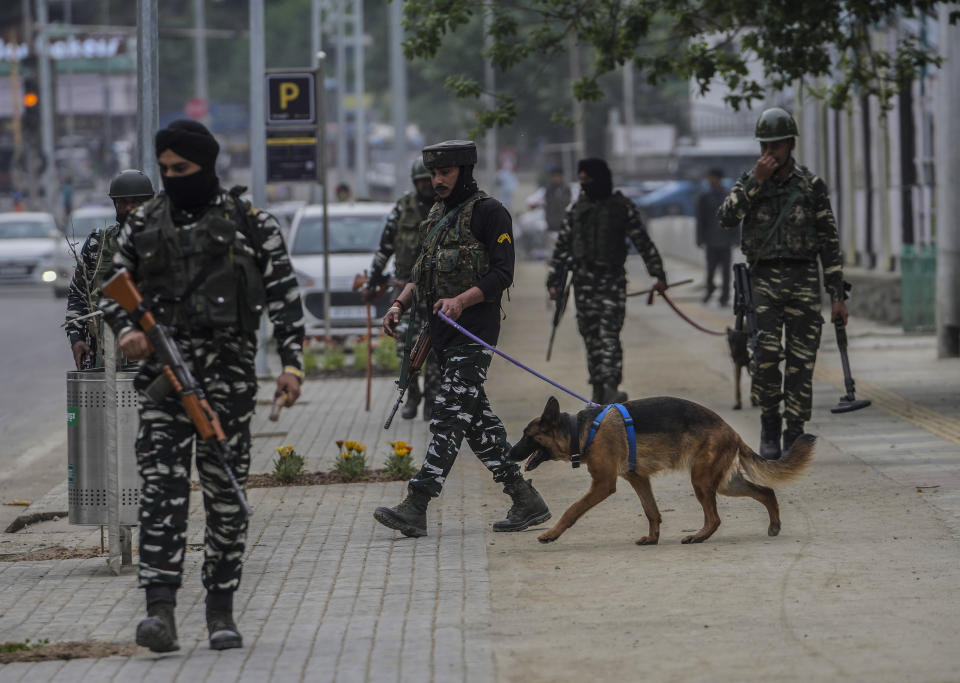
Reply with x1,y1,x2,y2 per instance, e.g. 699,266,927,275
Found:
280,82,300,110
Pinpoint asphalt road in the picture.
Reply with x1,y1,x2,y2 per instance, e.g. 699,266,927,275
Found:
0,283,73,518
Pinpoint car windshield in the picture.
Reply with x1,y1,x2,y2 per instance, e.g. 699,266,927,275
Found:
292,214,385,255
0,220,55,239
68,213,114,238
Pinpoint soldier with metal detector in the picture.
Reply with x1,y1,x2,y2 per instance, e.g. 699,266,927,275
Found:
64,169,155,369
374,140,550,539
365,156,441,420
718,107,848,459
100,120,305,653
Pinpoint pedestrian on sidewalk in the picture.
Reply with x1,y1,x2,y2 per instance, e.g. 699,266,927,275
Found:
374,139,550,539
718,107,847,459
64,169,154,370
100,120,306,653
365,156,441,420
696,168,738,307
546,158,668,404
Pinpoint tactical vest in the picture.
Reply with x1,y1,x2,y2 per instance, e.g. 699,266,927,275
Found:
131,193,267,331
569,191,631,268
740,167,820,263
411,192,489,304
393,192,428,279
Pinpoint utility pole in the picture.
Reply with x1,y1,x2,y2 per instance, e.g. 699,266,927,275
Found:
935,4,960,357
335,0,347,186
136,0,159,190
622,59,636,175
312,0,325,203
483,5,497,189
193,0,209,124
250,0,270,376
388,0,407,194
353,0,367,198
35,0,56,216
64,0,74,137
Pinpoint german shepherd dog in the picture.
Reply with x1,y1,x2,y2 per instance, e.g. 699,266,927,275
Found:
508,396,815,545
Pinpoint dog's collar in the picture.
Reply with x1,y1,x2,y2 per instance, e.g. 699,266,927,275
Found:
565,412,582,467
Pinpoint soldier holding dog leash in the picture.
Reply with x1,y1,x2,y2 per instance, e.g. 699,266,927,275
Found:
718,107,847,459
374,140,550,539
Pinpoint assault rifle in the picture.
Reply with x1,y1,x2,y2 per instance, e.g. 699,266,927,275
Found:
384,324,432,429
546,265,572,362
732,263,759,375
101,269,253,517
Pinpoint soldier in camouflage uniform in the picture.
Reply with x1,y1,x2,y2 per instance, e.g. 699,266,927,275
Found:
546,158,668,404
718,107,847,459
373,140,550,538
64,169,154,369
365,157,441,420
100,120,305,653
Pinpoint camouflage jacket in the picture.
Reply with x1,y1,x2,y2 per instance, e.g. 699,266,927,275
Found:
99,189,305,371
64,224,120,349
369,191,433,284
547,191,666,288
717,162,844,301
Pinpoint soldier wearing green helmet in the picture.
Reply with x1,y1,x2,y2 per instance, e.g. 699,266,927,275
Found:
365,156,441,419
64,168,156,369
718,107,848,459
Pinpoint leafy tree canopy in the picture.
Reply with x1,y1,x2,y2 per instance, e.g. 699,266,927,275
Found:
402,0,957,134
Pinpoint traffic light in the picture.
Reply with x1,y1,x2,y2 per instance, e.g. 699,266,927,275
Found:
22,77,39,135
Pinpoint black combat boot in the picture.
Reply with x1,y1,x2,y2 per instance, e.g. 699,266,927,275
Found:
783,420,804,454
492,477,551,532
401,380,421,420
760,412,782,460
601,382,628,404
136,585,179,653
373,488,430,537
206,591,243,650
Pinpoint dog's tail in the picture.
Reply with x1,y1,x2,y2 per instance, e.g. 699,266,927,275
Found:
736,434,815,486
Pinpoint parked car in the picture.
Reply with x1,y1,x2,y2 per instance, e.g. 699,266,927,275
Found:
288,202,395,337
0,212,60,288
265,200,306,242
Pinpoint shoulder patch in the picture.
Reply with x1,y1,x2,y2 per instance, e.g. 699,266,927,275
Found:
497,232,512,244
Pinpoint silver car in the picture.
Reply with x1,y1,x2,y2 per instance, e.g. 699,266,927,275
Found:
288,202,395,337
0,212,60,289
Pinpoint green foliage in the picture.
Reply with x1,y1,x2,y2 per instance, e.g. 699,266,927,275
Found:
272,446,306,483
0,638,49,654
402,0,948,132
335,441,368,481
373,335,401,372
384,440,417,480
321,346,346,372
303,347,319,375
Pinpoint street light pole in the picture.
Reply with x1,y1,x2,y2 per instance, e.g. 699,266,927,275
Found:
316,53,332,342
389,0,406,195
193,0,209,124
353,0,367,198
250,0,270,377
136,0,159,190
35,0,56,216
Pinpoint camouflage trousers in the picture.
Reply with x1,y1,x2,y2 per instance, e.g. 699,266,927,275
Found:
751,260,824,423
572,270,627,386
409,343,521,498
395,300,441,399
134,333,257,592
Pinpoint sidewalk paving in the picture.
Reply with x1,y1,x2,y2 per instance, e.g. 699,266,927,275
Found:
1,255,959,682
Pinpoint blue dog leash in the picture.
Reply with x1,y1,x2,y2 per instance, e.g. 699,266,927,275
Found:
581,403,637,472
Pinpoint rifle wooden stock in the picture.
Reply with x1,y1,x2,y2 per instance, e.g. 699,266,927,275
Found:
103,268,252,517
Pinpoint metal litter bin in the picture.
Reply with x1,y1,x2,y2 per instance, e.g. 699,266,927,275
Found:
66,369,141,525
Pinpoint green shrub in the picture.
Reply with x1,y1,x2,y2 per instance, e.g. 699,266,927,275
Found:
334,440,368,480
302,347,319,375
384,440,416,479
321,346,345,371
373,335,400,372
272,445,306,483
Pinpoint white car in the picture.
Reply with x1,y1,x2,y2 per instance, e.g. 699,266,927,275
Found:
288,202,395,337
0,212,61,289
57,205,116,297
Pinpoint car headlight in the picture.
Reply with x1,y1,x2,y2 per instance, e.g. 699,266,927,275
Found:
41,270,58,283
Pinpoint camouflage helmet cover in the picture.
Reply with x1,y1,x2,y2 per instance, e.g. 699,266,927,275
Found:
422,140,477,170
754,107,799,142
410,156,431,180
108,169,155,198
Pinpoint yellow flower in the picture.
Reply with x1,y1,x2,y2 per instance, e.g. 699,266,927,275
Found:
342,451,351,459
356,443,366,452
276,445,294,458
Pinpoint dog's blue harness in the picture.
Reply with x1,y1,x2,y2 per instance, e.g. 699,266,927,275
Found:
580,403,637,472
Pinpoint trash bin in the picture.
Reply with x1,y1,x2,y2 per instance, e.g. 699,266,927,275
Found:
66,369,141,525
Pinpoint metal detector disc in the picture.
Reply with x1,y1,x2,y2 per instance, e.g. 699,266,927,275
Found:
831,397,872,414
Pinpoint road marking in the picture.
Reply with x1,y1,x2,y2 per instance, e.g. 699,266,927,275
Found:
815,365,960,444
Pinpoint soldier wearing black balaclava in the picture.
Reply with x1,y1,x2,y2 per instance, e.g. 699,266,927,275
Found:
373,140,551,540
99,119,306,653
547,158,668,404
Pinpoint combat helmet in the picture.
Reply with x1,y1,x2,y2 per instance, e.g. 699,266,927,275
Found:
108,169,155,199
422,140,477,170
754,108,798,142
410,156,431,180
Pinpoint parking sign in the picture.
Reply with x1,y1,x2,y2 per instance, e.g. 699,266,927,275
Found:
266,73,316,125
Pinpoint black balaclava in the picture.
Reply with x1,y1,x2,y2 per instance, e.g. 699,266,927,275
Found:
577,158,613,201
154,119,220,211
442,164,479,208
